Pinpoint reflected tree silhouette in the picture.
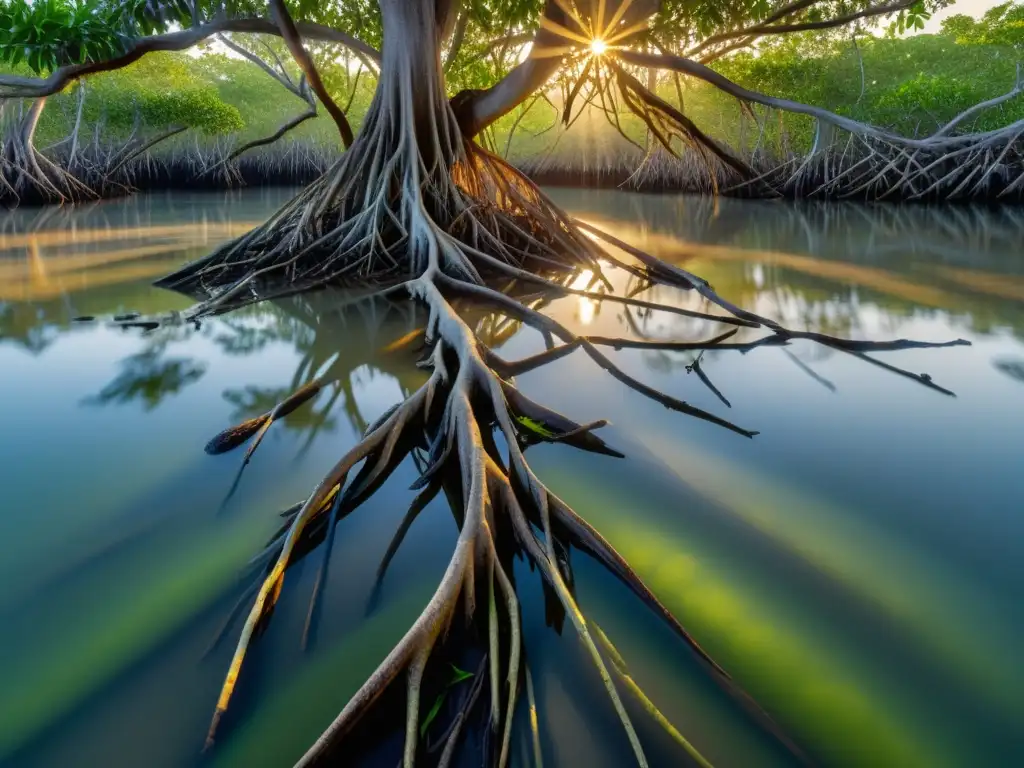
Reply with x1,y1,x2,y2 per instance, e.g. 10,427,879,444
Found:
13,293,443,638
82,326,207,411
0,301,61,354
621,270,846,386
994,358,1024,385
215,293,431,442
212,305,314,358
563,192,1024,344
80,291,439,441
83,350,207,410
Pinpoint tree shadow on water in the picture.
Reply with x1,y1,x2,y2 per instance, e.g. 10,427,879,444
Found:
82,346,208,411
994,358,1024,385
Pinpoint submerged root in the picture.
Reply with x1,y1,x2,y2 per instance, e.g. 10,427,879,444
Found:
200,265,783,767
185,186,965,765
147,43,969,764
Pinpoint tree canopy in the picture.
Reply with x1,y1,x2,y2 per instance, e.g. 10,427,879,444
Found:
0,0,194,75
941,1,1024,47
1,1,955,97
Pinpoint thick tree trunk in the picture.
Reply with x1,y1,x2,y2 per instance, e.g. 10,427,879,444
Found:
371,0,459,169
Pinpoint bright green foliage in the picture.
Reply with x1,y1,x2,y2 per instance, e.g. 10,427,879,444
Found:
941,1,1024,48
88,54,245,136
191,52,374,144
689,32,1024,151
731,31,1024,132
516,415,557,438
648,0,952,51
885,0,943,36
0,0,192,75
135,87,245,135
872,71,1019,133
0,0,121,74
28,53,243,147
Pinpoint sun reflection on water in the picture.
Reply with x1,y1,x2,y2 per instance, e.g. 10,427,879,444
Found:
571,268,596,324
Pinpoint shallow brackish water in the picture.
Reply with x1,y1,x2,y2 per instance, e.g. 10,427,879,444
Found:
1,188,1022,768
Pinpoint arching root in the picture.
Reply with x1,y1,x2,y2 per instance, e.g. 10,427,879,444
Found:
0,132,95,207
148,46,969,763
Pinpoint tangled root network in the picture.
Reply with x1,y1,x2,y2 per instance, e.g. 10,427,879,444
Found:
0,121,94,207
146,84,970,767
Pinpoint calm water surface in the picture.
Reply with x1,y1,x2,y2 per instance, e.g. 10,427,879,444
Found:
1,189,1022,768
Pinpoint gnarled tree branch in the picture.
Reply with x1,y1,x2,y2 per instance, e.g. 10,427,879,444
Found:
618,49,1024,150
451,0,576,137
267,0,353,147
685,0,916,60
0,17,380,100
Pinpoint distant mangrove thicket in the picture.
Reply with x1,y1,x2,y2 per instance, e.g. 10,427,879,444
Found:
4,2,1024,202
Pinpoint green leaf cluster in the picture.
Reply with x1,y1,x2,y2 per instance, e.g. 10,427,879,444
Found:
0,0,193,75
941,1,1024,48
886,1,938,36
87,54,244,135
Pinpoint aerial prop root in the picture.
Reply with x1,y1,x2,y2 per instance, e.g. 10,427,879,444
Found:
160,132,968,407
155,136,605,315
1,131,94,204
202,254,808,766
611,51,1024,200
287,275,642,767
202,277,532,766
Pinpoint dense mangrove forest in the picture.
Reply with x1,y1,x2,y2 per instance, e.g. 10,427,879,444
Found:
2,2,1022,768
5,1,1024,203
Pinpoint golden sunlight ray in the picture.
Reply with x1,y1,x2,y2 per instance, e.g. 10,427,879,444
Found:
605,18,652,45
551,0,592,35
532,43,580,59
539,15,594,46
604,0,638,36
